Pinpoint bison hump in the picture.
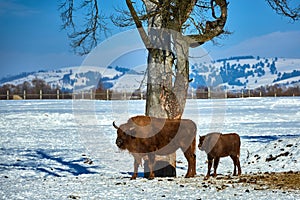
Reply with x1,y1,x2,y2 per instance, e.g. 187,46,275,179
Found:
129,116,152,126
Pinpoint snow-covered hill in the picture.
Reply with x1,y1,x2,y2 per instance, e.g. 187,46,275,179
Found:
1,56,299,92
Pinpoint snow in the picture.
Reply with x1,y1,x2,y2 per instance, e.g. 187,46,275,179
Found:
0,97,300,199
111,74,146,92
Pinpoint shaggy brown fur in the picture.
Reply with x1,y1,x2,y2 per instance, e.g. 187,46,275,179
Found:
198,132,241,179
113,115,196,179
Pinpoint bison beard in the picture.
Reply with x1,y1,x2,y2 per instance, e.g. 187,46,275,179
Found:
198,132,242,180
113,115,196,180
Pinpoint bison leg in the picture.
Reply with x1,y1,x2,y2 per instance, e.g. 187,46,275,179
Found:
213,157,220,177
205,155,214,180
131,155,142,180
230,155,237,176
230,155,241,176
183,147,196,178
147,153,156,180
236,156,242,176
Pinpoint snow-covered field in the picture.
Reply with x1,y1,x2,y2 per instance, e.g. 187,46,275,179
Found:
0,97,300,199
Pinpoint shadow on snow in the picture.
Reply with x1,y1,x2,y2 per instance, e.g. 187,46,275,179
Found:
0,148,100,177
241,134,300,143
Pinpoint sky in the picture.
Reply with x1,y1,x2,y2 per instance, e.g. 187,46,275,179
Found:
0,0,300,79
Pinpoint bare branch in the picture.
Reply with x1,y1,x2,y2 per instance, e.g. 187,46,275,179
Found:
111,4,158,28
59,0,75,30
59,0,109,55
111,7,136,27
186,0,228,47
266,0,300,21
175,0,198,27
126,0,152,49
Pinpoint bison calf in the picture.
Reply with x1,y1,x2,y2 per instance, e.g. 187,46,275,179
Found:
198,132,241,179
113,115,197,179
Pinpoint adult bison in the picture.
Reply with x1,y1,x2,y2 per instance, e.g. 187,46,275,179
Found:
198,132,241,179
113,115,196,179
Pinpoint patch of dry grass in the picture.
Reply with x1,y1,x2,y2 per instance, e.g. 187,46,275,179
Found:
199,171,300,191
242,171,300,190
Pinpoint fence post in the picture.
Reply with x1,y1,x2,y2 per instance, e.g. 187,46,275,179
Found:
208,87,211,99
24,90,26,100
106,90,109,100
90,90,93,100
140,90,143,100
57,90,60,100
40,90,42,99
248,90,251,97
7,90,9,100
241,90,244,98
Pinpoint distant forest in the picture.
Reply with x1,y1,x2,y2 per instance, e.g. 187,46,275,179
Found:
195,85,300,99
0,78,70,100
226,84,300,98
0,78,108,100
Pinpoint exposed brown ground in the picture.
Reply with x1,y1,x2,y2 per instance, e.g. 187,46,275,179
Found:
239,171,300,190
208,171,300,191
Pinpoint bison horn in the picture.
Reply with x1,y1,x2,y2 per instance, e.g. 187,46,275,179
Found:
113,121,119,129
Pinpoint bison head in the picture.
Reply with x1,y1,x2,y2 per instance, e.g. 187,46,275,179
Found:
198,132,222,153
113,121,136,150
198,135,206,150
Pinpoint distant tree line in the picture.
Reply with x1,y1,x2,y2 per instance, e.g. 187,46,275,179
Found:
273,70,300,83
0,78,109,100
0,78,70,100
215,55,255,63
196,84,300,99
227,84,300,98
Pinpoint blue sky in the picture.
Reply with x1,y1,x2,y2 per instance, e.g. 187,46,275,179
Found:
0,0,299,78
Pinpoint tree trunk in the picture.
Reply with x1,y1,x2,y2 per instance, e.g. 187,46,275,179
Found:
144,30,177,177
144,29,190,178
129,0,191,178
145,49,173,118
173,36,190,114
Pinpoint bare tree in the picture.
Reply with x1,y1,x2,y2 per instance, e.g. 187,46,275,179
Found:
59,0,300,177
59,0,299,117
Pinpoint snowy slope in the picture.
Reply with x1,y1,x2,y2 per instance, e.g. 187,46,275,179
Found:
1,56,300,92
0,66,126,92
190,57,300,90
0,98,300,199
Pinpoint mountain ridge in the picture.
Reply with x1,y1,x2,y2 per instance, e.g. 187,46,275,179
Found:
1,56,299,93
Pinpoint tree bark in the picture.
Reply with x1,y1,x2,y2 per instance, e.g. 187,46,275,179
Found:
173,37,190,117
145,37,173,118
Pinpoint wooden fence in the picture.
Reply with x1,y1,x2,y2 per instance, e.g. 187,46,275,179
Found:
1,88,298,100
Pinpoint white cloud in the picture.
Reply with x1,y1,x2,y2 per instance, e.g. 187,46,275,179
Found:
208,31,300,59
